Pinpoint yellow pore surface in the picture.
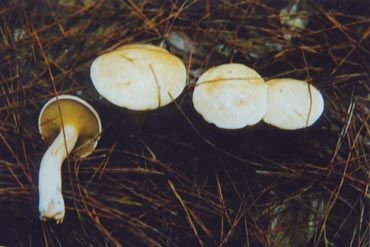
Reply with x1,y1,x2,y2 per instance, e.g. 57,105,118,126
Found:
39,98,100,157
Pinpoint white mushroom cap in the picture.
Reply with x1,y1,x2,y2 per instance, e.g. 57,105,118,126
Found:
192,63,268,129
90,44,186,110
263,78,324,130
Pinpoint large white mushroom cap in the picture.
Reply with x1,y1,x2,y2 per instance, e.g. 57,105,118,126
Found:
263,78,324,130
90,44,186,110
192,63,268,129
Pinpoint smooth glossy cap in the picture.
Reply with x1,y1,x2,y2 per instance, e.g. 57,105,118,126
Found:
192,63,268,129
90,44,186,110
263,78,324,130
38,95,102,157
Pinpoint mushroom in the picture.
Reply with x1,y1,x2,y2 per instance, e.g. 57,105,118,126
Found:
38,95,101,223
263,78,324,130
90,44,186,110
192,63,268,129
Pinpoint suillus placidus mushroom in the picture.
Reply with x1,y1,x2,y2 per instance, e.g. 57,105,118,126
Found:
263,78,324,130
192,63,268,129
38,95,101,223
90,44,186,110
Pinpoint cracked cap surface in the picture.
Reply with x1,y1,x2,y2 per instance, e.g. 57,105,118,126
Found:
263,78,324,130
90,44,186,110
192,63,268,129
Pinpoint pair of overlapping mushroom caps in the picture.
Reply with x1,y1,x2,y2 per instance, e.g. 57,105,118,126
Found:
37,44,324,223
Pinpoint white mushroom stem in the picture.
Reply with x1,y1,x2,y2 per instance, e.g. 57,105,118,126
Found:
38,124,78,223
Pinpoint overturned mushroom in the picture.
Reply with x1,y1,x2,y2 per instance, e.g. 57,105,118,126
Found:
263,78,324,130
90,44,186,110
38,95,101,223
192,63,268,129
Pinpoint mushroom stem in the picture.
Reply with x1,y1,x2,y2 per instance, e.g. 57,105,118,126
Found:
38,124,78,223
